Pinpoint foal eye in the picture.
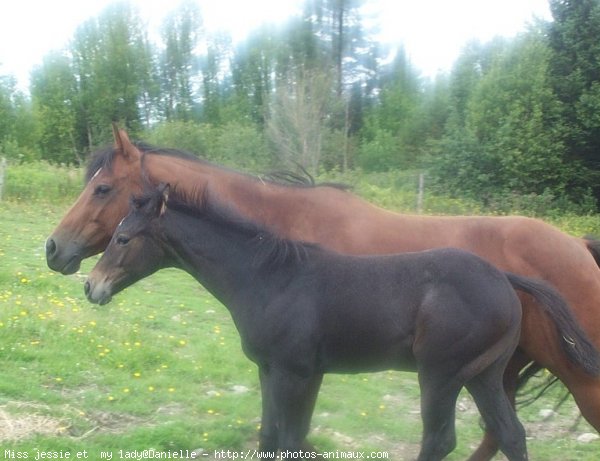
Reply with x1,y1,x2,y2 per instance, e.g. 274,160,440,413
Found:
116,235,130,246
94,184,112,196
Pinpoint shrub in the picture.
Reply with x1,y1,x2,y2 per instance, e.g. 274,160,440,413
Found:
2,161,83,202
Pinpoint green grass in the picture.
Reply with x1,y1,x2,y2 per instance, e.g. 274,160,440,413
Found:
1,198,599,460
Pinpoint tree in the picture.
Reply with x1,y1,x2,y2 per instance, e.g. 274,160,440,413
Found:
0,74,16,144
0,73,39,162
229,26,279,125
303,0,368,95
547,0,600,198
358,48,425,171
267,69,333,174
159,0,202,121
30,53,78,163
430,29,589,211
71,2,154,151
200,32,231,124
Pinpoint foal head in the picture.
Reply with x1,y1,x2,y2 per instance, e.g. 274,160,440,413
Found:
84,184,169,305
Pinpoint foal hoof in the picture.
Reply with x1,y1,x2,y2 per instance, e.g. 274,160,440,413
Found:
301,441,317,454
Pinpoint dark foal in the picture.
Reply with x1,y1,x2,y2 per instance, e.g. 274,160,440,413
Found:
85,185,594,460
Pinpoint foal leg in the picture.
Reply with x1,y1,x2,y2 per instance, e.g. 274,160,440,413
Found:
267,368,323,454
466,359,528,461
416,369,463,461
258,367,278,455
467,351,531,461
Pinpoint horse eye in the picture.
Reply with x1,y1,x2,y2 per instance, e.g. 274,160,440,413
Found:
116,235,130,246
94,184,112,196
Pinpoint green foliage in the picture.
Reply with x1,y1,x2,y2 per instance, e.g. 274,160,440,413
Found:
547,0,600,199
68,2,154,152
358,48,428,171
30,53,78,164
0,74,40,163
1,0,600,212
428,28,595,214
2,161,83,202
357,129,399,171
144,120,271,170
160,0,202,121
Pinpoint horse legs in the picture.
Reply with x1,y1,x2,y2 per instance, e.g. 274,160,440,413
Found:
466,357,528,461
416,370,462,461
467,351,531,461
259,366,323,455
258,367,278,455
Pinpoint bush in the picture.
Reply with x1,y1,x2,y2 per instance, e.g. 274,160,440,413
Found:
144,120,271,170
2,161,83,202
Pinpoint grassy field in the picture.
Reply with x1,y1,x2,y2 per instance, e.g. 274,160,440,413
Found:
1,195,599,460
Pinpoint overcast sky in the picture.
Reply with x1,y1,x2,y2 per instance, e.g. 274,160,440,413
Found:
0,0,552,91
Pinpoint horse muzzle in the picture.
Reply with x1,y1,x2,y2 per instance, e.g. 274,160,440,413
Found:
45,236,83,275
84,279,113,306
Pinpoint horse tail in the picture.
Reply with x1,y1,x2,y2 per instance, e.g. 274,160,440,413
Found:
583,235,600,268
506,272,600,377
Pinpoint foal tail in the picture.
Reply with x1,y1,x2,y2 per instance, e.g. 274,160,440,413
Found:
506,272,600,377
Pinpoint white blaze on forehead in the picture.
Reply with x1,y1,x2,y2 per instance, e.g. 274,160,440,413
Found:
90,167,103,181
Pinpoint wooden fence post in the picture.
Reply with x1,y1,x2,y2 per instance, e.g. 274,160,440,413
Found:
0,157,6,201
416,172,425,214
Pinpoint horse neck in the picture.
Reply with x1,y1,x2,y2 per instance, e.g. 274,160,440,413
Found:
143,153,359,242
159,209,281,312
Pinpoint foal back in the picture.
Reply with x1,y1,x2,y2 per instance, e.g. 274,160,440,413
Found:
302,247,522,376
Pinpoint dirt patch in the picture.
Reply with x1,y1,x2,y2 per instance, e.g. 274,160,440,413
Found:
0,400,155,442
0,401,68,442
75,410,152,438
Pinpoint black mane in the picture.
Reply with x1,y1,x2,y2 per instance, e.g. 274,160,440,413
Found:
143,185,316,269
86,142,348,190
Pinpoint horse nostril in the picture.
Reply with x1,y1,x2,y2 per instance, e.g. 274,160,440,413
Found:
45,238,57,256
84,281,91,296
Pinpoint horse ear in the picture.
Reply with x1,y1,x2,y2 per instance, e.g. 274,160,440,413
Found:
112,123,140,160
158,183,170,216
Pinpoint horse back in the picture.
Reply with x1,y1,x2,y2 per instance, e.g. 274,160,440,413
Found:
308,248,521,373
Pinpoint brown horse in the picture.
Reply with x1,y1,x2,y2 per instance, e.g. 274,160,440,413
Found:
46,127,600,460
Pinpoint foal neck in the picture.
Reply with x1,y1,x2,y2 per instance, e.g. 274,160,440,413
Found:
160,206,306,313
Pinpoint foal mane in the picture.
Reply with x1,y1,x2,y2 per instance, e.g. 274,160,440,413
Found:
86,142,348,190
159,186,314,269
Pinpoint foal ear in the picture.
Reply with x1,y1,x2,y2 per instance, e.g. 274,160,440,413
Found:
112,123,141,161
158,183,170,216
